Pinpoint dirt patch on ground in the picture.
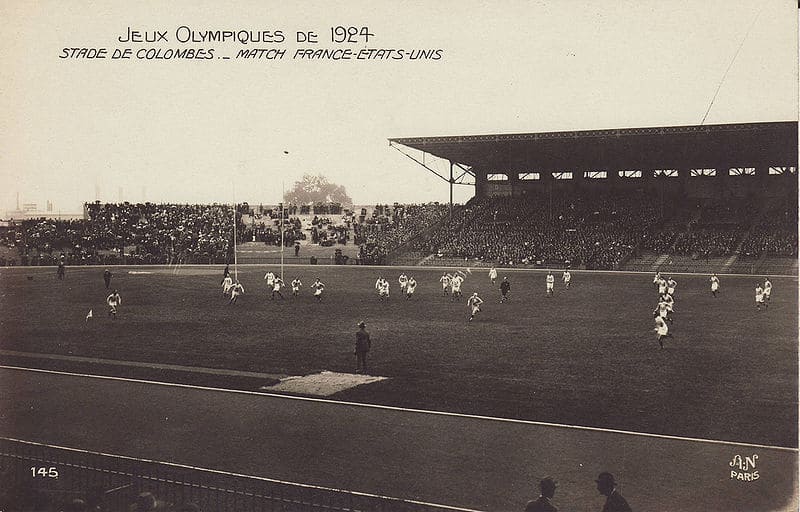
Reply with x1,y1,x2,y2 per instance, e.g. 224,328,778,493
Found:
261,371,388,396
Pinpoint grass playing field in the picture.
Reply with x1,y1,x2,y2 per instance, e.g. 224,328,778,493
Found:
0,264,797,448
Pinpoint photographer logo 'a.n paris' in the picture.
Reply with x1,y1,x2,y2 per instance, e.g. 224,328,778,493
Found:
729,454,759,481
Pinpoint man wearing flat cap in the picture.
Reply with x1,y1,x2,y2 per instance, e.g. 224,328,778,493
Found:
355,321,371,374
524,476,558,512
595,472,632,512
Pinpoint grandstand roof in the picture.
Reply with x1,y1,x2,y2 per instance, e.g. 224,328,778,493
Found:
389,121,798,170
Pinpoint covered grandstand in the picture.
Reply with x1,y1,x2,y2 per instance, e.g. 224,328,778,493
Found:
2,123,797,274
389,121,798,274
390,121,797,200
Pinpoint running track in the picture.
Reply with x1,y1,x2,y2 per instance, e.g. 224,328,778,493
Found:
0,366,796,512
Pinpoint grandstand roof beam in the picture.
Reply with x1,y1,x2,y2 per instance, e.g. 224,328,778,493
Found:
453,162,475,177
389,141,451,184
453,169,472,183
389,140,475,184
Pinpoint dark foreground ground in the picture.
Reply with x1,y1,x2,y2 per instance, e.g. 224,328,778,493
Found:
1,367,797,512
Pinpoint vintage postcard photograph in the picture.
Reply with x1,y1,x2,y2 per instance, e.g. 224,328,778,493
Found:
0,1,797,511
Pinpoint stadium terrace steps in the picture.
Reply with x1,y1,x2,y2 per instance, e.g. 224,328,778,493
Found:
617,252,663,272
382,209,453,265
654,255,746,274
418,257,495,268
382,251,432,266
729,255,800,276
724,256,759,275
617,252,799,275
722,253,740,273
417,254,437,265
651,254,671,271
755,256,799,276
721,210,765,273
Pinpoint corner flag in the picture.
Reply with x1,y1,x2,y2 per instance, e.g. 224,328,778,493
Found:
85,309,93,321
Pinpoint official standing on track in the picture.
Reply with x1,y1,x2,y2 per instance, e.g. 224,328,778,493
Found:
355,321,371,374
500,276,511,302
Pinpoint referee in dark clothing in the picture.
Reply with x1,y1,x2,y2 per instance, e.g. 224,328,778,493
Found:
355,321,371,374
500,276,511,302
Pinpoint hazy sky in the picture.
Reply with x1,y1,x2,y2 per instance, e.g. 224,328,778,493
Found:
1,0,797,213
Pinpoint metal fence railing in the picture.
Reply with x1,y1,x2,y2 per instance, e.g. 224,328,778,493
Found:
0,438,481,512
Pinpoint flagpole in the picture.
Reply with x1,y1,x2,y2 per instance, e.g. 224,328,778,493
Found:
280,181,285,282
233,184,238,282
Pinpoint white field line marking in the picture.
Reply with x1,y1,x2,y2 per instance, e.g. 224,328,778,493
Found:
2,365,796,453
0,349,284,380
0,436,486,512
1,263,796,278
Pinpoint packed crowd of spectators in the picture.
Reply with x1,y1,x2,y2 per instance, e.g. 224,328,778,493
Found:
639,227,678,253
698,199,758,225
416,191,661,269
85,202,239,264
2,202,241,265
740,195,798,257
1,192,796,268
355,203,450,264
1,218,114,266
669,227,742,256
253,202,344,216
243,213,306,247
0,202,450,266
639,198,779,258
309,216,349,246
2,202,426,266
4,218,84,252
655,199,753,256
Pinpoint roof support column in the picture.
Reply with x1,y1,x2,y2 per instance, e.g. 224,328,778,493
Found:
449,160,454,224
717,164,729,199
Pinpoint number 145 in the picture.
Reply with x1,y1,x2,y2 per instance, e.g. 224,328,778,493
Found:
31,467,59,478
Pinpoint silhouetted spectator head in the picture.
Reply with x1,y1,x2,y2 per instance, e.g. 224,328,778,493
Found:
131,491,170,511
539,476,557,498
134,492,157,511
596,472,617,496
